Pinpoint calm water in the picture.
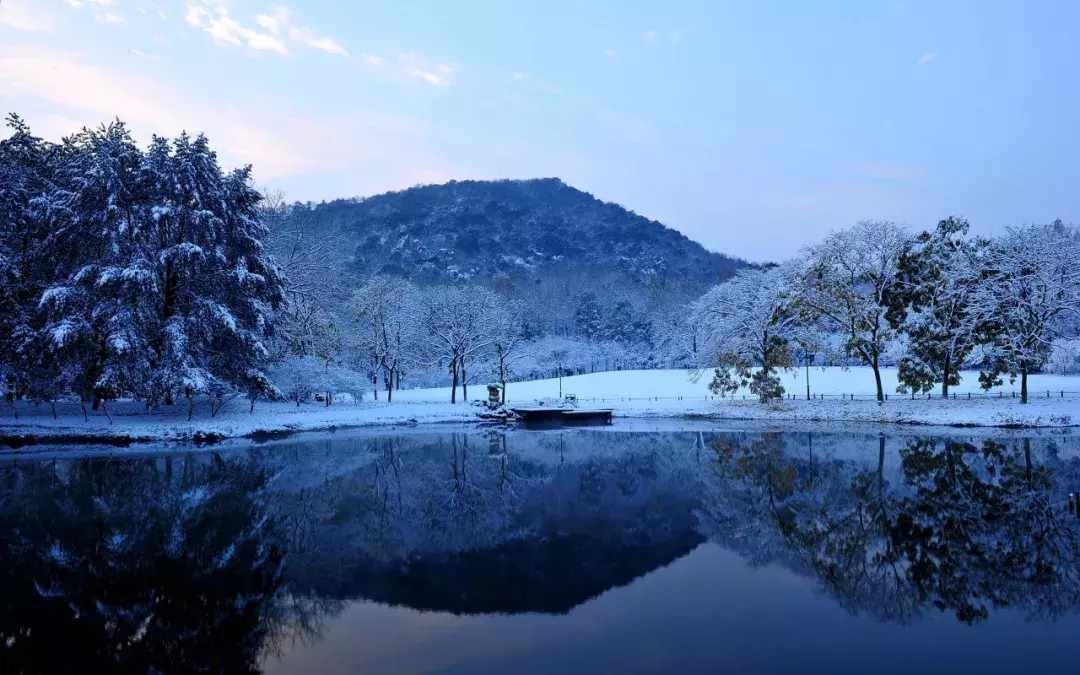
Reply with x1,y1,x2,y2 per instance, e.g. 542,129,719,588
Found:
4,426,1080,674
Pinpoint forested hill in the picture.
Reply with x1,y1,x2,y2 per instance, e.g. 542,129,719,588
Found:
303,178,746,286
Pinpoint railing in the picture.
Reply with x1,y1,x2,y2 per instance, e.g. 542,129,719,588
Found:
539,390,1080,403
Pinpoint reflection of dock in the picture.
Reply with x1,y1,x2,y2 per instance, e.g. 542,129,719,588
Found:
511,408,614,426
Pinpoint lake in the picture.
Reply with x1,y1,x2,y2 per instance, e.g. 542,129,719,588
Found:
3,425,1080,674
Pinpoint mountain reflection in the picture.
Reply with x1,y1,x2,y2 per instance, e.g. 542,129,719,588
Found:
2,429,1080,671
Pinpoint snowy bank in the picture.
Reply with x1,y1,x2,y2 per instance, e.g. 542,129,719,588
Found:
2,367,1079,446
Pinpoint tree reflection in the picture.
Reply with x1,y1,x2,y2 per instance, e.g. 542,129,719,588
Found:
3,430,1080,671
0,454,296,673
703,433,1080,625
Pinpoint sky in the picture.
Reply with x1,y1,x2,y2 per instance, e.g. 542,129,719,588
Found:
1,0,1078,262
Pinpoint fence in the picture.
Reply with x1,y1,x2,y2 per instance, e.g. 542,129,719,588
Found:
548,389,1080,404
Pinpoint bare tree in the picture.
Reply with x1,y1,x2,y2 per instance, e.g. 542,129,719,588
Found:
354,276,418,403
413,286,504,403
491,302,529,404
262,193,348,363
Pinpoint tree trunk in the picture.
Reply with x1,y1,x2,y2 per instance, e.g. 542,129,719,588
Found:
461,360,468,401
872,353,884,404
385,367,394,403
1021,364,1029,404
372,373,378,402
450,359,459,404
941,356,950,399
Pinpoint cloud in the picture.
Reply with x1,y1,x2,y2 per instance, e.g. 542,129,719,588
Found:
188,2,349,57
0,0,52,31
186,3,287,54
249,4,349,56
254,6,289,34
918,52,935,65
153,32,170,44
513,72,527,80
64,0,84,8
596,109,654,144
288,26,349,56
603,49,616,57
644,29,655,44
131,48,149,59
671,30,683,42
362,53,384,67
406,69,449,86
101,13,125,24
0,44,429,184
88,0,117,4
157,9,167,21
398,52,453,86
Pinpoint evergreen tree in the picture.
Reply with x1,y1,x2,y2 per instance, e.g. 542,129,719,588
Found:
572,291,603,340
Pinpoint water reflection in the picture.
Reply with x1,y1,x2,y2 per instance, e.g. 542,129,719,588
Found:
1,428,1079,672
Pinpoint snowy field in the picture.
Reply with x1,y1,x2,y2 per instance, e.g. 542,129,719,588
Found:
2,367,1079,446
395,367,1080,404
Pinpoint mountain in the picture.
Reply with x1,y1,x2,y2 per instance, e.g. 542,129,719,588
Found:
304,178,747,287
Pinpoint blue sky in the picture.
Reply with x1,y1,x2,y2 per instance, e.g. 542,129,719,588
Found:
1,0,1078,261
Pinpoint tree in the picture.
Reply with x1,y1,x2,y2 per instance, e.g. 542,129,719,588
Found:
0,114,63,413
973,222,1080,403
31,121,285,410
798,221,910,403
889,217,987,397
262,194,348,363
354,276,417,403
691,265,802,402
572,291,604,340
414,286,504,403
491,303,528,404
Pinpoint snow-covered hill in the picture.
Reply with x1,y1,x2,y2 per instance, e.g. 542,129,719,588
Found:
300,178,747,285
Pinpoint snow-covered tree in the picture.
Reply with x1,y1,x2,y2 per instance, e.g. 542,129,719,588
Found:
34,121,285,409
413,286,505,402
262,193,348,363
353,276,417,402
973,222,1080,403
490,302,529,403
572,291,604,340
797,221,910,403
0,114,64,412
691,265,802,402
889,217,987,397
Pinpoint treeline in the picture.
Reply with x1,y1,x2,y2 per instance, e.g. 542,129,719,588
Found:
689,218,1080,403
4,113,1078,415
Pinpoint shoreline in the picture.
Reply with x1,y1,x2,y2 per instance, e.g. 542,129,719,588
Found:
2,394,1078,450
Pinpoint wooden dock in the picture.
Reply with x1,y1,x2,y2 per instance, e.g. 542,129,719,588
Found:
510,408,614,426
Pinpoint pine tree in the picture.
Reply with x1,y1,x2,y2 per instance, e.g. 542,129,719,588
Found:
573,291,603,340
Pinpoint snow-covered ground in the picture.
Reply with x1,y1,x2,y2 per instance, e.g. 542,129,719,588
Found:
2,367,1079,446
